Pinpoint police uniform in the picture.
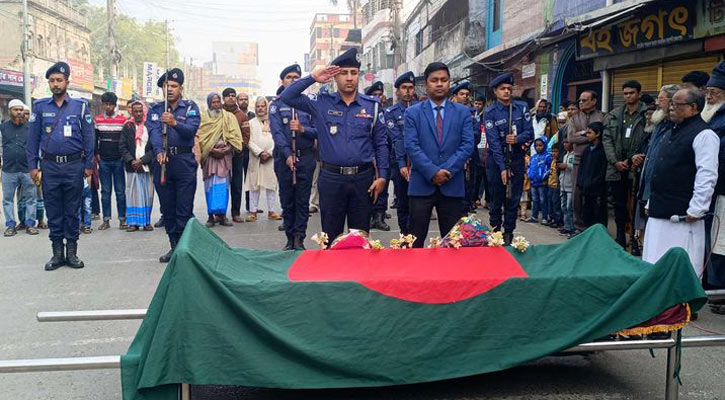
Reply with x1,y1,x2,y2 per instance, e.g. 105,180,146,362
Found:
483,72,534,242
27,62,95,270
365,81,392,231
270,64,318,250
279,48,390,242
384,71,416,234
146,68,201,262
451,81,482,214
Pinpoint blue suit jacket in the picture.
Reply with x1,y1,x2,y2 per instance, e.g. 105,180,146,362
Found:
404,100,474,197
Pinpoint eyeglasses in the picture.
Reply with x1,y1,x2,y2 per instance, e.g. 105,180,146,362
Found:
670,101,693,108
706,89,725,98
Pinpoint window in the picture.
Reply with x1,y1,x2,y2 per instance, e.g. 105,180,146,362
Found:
493,0,501,32
415,29,423,56
340,15,350,22
333,28,340,37
316,27,322,38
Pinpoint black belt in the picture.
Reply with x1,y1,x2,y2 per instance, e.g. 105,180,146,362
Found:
167,146,192,156
321,162,373,175
43,152,82,164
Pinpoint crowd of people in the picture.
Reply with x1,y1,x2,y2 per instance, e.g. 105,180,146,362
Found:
1,53,725,315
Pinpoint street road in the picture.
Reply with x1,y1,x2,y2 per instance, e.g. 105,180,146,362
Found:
0,179,723,400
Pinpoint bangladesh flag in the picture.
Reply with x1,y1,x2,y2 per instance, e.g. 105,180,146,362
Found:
121,220,706,400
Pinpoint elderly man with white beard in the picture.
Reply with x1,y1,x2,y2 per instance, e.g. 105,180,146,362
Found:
642,88,719,280
634,84,681,232
702,62,725,304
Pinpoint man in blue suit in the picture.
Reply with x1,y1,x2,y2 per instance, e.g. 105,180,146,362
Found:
405,62,475,247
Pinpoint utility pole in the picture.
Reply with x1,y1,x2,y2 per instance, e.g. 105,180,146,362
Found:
329,22,335,63
107,0,118,90
21,0,32,107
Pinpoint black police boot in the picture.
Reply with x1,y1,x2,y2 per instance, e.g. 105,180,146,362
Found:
283,236,295,251
616,227,627,248
154,217,165,228
159,238,178,263
371,213,391,231
44,240,66,271
293,235,306,251
503,232,514,247
65,240,85,269
492,225,502,233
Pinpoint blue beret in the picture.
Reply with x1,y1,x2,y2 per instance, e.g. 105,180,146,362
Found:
276,85,285,96
331,48,361,68
365,81,384,95
280,64,302,80
394,71,415,88
46,62,70,79
451,81,471,95
708,61,725,90
157,68,184,87
490,72,514,89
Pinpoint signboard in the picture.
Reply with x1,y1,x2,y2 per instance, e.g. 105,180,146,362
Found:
0,68,24,87
540,74,548,100
67,60,94,92
577,1,695,60
695,0,725,38
143,62,158,98
521,63,536,79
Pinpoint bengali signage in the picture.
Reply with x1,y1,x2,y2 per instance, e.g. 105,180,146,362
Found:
0,68,24,87
695,0,725,38
577,1,695,60
521,63,536,79
67,60,94,92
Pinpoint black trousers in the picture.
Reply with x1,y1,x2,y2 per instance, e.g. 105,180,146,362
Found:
582,192,608,229
409,188,463,248
610,174,631,238
242,148,250,212
230,153,244,216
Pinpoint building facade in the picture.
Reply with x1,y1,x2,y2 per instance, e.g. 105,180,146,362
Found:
308,13,357,70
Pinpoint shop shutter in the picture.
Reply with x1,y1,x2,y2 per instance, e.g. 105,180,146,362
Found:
611,64,659,109
661,56,721,85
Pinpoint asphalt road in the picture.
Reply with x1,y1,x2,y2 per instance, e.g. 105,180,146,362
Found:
0,178,723,400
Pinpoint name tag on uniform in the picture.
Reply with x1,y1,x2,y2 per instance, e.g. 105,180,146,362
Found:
327,110,343,117
625,127,632,138
64,124,72,137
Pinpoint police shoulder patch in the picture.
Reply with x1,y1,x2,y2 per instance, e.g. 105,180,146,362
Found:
85,115,92,124
307,93,318,101
485,120,494,129
387,120,395,128
270,105,277,114
29,113,36,123
151,113,159,121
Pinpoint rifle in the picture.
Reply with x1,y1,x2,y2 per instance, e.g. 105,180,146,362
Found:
504,103,514,200
160,20,170,186
291,108,298,185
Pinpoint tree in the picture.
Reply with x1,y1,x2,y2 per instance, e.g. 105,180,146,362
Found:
85,5,180,84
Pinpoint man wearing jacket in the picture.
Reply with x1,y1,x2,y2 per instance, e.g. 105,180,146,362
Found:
603,80,648,248
405,62,474,248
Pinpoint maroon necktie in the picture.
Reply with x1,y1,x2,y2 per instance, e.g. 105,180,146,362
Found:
436,106,443,143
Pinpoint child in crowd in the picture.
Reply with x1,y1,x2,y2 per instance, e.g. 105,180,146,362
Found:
79,176,93,234
520,153,531,221
547,146,562,228
577,122,608,229
558,139,576,236
526,137,552,224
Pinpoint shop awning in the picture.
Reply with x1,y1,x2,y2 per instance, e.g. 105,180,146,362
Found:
535,0,658,47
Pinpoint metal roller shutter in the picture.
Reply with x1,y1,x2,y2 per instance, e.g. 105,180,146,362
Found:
661,56,721,85
611,64,658,109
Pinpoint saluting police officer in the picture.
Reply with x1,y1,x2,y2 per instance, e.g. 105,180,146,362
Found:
269,64,318,250
27,62,95,271
280,48,389,242
484,72,534,245
385,71,416,234
147,68,201,262
365,80,391,231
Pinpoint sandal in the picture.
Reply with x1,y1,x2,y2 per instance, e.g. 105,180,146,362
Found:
82,227,93,234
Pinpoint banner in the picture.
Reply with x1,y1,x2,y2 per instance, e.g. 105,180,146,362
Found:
143,62,158,98
67,60,94,92
577,1,695,60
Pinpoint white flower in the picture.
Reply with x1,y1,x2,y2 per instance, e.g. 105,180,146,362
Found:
511,236,530,253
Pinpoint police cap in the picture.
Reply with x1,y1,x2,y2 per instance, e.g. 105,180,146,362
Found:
451,81,471,95
708,61,725,90
490,72,514,89
280,64,302,80
46,62,70,79
394,71,415,88
157,68,184,87
331,48,361,69
365,81,384,95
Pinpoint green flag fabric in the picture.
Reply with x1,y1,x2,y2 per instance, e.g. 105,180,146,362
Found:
121,220,706,400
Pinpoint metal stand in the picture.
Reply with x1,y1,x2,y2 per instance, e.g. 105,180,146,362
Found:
665,330,681,400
